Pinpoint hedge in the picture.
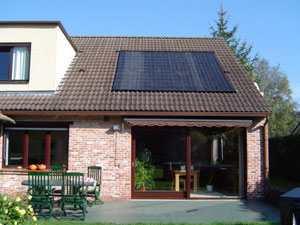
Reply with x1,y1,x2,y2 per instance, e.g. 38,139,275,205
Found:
269,134,300,180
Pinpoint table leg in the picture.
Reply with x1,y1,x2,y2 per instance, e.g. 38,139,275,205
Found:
193,174,197,191
175,174,179,192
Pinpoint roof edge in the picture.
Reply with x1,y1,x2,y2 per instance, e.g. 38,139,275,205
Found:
2,110,271,117
0,21,77,51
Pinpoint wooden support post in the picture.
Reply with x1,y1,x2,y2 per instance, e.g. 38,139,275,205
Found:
22,132,29,168
45,132,51,169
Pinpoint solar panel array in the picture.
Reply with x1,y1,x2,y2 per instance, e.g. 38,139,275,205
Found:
112,51,235,92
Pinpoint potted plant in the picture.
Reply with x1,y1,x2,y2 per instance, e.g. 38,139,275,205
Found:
135,159,155,191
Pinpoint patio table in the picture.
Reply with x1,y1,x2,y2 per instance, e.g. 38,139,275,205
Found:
280,188,300,225
22,177,96,187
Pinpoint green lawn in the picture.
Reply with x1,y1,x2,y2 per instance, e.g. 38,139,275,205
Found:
35,222,280,225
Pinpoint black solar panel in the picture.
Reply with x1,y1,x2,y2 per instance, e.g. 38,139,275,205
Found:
112,51,235,92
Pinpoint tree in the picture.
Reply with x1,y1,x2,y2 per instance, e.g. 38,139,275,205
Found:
254,58,298,137
209,4,258,79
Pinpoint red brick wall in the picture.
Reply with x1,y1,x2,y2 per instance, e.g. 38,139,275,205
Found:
68,118,132,200
246,118,268,200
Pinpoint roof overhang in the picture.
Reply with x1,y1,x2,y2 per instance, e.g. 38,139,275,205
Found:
1,110,271,117
0,21,77,51
124,118,252,128
0,112,15,124
292,122,300,135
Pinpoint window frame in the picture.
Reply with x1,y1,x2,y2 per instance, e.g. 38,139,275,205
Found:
2,122,71,169
0,43,31,83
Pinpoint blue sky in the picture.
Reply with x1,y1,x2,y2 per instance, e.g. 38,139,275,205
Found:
2,0,300,105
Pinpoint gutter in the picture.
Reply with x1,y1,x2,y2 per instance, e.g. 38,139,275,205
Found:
263,116,269,182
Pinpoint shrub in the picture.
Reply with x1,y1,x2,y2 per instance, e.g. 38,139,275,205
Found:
269,134,300,180
0,193,37,225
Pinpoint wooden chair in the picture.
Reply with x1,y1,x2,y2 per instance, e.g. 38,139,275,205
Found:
60,172,87,221
27,172,53,220
50,165,66,180
87,166,104,206
50,165,66,200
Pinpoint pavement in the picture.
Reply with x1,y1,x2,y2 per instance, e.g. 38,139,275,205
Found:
78,200,280,223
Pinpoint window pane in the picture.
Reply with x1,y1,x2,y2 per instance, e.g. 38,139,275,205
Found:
190,128,241,198
6,130,23,166
135,128,186,191
28,131,46,165
0,48,10,80
50,131,68,166
12,47,30,80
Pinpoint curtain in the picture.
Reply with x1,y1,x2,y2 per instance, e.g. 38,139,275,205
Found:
11,47,29,80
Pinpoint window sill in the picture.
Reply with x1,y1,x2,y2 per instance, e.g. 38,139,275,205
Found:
0,80,29,84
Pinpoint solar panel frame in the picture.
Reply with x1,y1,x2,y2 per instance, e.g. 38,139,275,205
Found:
112,51,235,92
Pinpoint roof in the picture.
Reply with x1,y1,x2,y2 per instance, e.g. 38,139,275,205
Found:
0,112,15,124
292,121,300,135
0,21,77,51
0,36,271,115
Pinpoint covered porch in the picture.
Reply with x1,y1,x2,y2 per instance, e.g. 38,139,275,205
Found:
129,118,254,199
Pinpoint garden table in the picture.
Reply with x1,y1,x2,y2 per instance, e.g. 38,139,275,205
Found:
280,187,300,225
22,177,96,188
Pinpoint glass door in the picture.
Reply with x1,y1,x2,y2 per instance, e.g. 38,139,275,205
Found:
132,127,187,198
190,128,244,198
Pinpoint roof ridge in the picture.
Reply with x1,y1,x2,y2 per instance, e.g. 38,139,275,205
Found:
70,36,224,40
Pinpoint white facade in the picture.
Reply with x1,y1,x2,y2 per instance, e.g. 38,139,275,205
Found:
0,23,76,91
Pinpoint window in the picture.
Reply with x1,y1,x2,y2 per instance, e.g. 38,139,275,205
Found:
4,126,69,168
0,44,30,82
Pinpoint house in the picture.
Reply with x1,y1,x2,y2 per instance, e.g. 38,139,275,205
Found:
0,21,271,200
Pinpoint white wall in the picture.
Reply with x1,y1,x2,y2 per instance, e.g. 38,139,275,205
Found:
0,24,76,91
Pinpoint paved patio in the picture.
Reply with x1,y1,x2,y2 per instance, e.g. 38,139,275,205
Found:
80,200,280,223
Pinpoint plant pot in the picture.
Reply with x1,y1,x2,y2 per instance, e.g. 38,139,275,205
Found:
206,184,213,192
139,185,146,191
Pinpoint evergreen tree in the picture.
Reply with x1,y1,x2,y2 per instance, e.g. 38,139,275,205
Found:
254,59,298,137
209,4,258,79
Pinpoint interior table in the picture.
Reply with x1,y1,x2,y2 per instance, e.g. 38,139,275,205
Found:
174,170,199,192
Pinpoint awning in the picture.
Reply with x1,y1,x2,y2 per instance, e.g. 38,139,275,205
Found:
0,112,16,124
124,118,252,128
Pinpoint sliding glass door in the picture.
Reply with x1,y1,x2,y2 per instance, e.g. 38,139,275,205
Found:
190,128,245,198
132,127,187,198
132,127,245,199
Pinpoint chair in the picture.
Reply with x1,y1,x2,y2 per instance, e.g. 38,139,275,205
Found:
60,172,87,221
87,166,104,206
51,165,66,200
27,172,53,220
51,165,66,180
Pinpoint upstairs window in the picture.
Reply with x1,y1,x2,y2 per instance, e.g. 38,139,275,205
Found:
0,44,30,82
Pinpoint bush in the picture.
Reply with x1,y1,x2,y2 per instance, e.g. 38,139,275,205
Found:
0,194,37,225
269,134,300,181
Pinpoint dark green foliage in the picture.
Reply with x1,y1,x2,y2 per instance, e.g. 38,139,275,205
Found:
269,134,300,181
254,59,298,137
209,4,258,79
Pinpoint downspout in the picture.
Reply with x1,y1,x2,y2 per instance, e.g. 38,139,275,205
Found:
263,116,269,183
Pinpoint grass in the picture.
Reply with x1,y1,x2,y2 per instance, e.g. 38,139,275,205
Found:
35,222,280,225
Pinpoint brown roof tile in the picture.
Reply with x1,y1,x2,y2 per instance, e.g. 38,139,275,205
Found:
0,36,271,114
